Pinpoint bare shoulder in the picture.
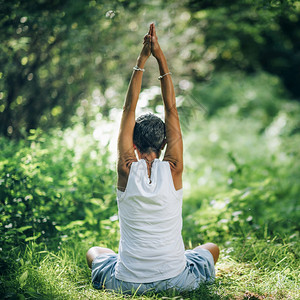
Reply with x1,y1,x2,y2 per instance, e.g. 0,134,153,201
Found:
163,158,183,190
117,156,137,191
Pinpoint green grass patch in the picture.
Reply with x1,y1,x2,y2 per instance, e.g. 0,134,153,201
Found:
1,237,299,299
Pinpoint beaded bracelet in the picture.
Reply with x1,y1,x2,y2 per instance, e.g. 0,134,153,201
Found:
158,72,172,80
133,65,145,72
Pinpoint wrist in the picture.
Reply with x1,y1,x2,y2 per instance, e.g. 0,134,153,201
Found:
137,55,148,67
154,51,164,62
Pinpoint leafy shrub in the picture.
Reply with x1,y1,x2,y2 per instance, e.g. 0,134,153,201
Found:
0,126,117,271
185,72,285,123
181,74,300,247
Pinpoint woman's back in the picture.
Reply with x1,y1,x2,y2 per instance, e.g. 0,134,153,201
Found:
116,159,185,283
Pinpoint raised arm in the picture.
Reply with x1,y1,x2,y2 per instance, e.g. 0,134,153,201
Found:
117,29,151,191
151,23,183,190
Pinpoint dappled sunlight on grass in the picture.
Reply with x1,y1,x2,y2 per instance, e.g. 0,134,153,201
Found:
3,238,298,300
216,254,299,300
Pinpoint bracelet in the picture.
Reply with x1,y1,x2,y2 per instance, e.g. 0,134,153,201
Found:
133,65,145,72
158,72,172,80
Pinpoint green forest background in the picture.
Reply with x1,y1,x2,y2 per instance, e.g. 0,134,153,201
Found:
1,0,299,299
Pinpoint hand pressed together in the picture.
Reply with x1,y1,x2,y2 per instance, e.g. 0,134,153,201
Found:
149,23,162,59
140,23,162,60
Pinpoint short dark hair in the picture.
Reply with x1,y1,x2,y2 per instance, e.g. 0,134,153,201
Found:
133,113,166,155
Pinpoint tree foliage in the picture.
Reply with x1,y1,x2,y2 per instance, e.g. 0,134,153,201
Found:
185,0,300,93
0,0,141,137
0,0,299,138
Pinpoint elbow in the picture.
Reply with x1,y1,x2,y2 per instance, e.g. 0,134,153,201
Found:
168,159,184,174
175,162,184,174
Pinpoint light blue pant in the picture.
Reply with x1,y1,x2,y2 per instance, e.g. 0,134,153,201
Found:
91,248,215,295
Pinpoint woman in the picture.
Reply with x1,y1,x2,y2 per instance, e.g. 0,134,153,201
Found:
86,23,219,295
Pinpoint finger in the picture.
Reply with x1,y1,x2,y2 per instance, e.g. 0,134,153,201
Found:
144,34,151,41
149,23,154,36
152,23,156,37
148,23,152,35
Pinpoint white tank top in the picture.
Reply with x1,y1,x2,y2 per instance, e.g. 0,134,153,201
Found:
115,159,186,283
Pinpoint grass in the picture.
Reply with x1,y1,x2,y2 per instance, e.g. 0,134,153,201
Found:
1,236,299,300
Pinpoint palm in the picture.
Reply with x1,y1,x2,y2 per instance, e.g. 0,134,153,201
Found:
149,23,161,58
141,34,151,58
151,37,160,57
